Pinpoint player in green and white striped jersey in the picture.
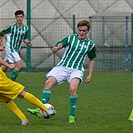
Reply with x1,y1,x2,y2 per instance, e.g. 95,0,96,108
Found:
28,20,96,123
55,34,96,71
0,10,32,81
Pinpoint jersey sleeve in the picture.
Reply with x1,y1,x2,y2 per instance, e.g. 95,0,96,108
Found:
54,35,69,47
23,26,29,40
0,25,11,36
87,46,96,59
54,41,61,47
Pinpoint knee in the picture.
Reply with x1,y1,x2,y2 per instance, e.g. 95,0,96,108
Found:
6,99,12,104
18,90,26,98
69,86,77,95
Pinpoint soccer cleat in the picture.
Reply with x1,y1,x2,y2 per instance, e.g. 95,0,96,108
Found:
128,113,133,122
27,108,42,118
45,109,56,117
69,115,75,123
21,120,30,125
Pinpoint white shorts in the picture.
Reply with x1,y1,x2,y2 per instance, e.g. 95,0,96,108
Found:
4,51,21,63
46,66,84,84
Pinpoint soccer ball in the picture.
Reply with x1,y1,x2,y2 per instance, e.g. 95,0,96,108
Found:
40,103,55,119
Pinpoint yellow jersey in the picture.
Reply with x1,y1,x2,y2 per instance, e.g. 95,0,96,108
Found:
0,68,24,102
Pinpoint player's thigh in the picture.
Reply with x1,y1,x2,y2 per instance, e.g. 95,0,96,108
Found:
46,66,68,84
68,69,83,84
0,94,10,102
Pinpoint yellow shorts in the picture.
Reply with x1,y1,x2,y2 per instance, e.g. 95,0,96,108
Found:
0,68,24,102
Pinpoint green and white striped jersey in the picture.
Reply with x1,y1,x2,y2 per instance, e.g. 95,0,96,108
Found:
0,23,29,53
54,34,96,71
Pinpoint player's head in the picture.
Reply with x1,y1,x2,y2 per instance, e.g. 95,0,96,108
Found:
77,20,90,31
15,10,24,25
15,10,24,17
77,20,90,40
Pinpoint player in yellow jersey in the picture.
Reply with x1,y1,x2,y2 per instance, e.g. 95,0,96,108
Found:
0,57,56,125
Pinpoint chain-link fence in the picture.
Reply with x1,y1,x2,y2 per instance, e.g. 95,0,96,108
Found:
0,0,132,72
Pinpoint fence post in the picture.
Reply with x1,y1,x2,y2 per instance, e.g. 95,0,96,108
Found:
102,17,105,70
26,0,31,72
132,13,133,72
125,16,129,71
89,16,92,40
73,15,76,34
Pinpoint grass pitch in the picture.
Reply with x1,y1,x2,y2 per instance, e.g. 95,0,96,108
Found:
0,72,132,133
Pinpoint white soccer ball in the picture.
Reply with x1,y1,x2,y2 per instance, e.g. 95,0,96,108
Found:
40,103,55,119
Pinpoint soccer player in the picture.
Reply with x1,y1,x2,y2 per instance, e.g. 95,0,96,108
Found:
28,20,96,123
0,57,56,125
0,10,32,81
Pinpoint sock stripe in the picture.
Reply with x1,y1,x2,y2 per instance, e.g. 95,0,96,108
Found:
43,89,51,94
70,95,78,98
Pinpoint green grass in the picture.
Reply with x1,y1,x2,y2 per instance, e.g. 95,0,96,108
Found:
0,72,132,133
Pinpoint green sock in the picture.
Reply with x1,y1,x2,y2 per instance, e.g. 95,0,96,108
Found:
41,89,51,104
69,95,78,116
10,69,19,81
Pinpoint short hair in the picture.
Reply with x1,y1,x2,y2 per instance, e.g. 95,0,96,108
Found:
77,20,90,30
15,10,24,16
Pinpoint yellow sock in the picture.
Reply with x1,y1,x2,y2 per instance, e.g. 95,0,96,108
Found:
23,92,48,111
6,100,27,121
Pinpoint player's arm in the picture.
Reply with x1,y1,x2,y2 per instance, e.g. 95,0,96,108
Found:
0,25,11,51
23,27,32,47
52,43,63,53
23,39,32,47
0,57,14,69
0,34,4,51
85,46,96,83
52,35,69,53
85,58,94,83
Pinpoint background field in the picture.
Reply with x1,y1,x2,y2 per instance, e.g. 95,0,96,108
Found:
0,72,132,133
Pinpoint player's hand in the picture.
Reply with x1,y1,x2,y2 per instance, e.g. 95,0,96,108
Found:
0,45,4,51
52,47,58,53
27,41,32,47
85,75,92,83
9,64,15,69
52,43,63,53
29,41,32,47
24,39,32,47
